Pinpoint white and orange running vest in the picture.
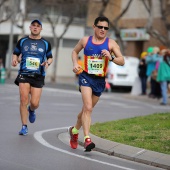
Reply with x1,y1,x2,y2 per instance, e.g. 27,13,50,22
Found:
83,36,110,77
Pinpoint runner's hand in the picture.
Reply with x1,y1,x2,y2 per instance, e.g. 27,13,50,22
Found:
11,56,18,67
73,64,82,74
101,49,112,60
41,61,49,69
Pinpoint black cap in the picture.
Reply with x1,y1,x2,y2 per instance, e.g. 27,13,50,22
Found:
31,19,42,26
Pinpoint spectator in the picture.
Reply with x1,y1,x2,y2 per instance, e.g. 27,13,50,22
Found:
157,49,170,105
138,51,147,95
145,46,160,99
151,47,162,99
0,58,4,69
0,58,4,82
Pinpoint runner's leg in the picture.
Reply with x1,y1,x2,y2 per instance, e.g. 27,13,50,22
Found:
19,83,31,125
75,89,99,131
29,87,42,111
80,86,99,136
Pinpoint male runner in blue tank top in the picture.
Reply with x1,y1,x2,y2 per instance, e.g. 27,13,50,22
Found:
68,16,125,151
11,19,53,136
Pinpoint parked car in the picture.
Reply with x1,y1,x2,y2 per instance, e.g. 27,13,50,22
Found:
107,56,139,90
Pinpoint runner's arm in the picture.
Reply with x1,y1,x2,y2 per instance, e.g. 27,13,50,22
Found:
109,39,125,66
41,41,53,68
12,39,22,67
72,38,85,73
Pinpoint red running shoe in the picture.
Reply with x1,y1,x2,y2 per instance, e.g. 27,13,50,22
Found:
84,138,95,152
68,126,78,149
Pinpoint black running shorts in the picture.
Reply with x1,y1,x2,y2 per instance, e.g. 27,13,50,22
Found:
14,74,45,88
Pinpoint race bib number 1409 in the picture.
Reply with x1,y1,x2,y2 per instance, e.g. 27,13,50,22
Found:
87,59,104,74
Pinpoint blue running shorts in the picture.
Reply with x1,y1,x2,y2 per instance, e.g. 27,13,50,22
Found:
79,71,106,97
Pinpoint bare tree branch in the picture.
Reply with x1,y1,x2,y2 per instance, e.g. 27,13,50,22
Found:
0,0,7,7
150,29,167,45
58,17,73,39
0,0,13,23
142,0,170,46
114,0,133,24
141,0,150,12
111,0,133,54
144,0,154,31
42,0,87,82
0,15,11,23
98,0,110,16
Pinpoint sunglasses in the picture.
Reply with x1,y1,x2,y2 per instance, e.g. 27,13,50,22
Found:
95,25,109,30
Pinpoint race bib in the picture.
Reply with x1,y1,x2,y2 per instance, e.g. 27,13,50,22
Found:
26,57,40,70
87,58,104,74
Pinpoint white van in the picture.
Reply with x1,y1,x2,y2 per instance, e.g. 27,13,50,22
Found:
107,56,139,89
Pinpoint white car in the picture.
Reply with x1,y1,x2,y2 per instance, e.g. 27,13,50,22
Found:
107,56,139,89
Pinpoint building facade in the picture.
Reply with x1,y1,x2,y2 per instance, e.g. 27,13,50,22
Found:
0,0,169,82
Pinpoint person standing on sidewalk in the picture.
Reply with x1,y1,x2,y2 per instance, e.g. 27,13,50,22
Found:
157,49,170,105
138,51,148,95
11,19,53,135
68,16,124,151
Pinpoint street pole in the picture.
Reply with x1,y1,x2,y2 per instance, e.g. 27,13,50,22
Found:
6,0,19,78
6,19,14,78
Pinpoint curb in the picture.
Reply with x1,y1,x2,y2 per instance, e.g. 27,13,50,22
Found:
78,131,170,170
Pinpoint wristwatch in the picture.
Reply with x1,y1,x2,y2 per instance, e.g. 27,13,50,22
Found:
109,55,115,61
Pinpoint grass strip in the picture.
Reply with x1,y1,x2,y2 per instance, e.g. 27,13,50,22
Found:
90,113,170,154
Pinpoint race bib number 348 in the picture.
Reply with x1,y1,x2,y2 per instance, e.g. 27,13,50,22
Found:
87,59,104,74
26,57,40,70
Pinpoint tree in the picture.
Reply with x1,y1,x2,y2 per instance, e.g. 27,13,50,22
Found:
3,0,21,77
40,0,87,82
110,0,133,53
0,0,12,23
142,0,170,47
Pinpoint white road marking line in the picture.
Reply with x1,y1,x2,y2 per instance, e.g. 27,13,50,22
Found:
110,102,139,108
34,127,136,170
50,103,77,106
43,87,79,95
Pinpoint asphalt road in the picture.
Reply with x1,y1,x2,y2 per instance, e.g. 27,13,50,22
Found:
0,83,168,170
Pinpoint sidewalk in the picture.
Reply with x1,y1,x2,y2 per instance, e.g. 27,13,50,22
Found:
123,93,169,106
